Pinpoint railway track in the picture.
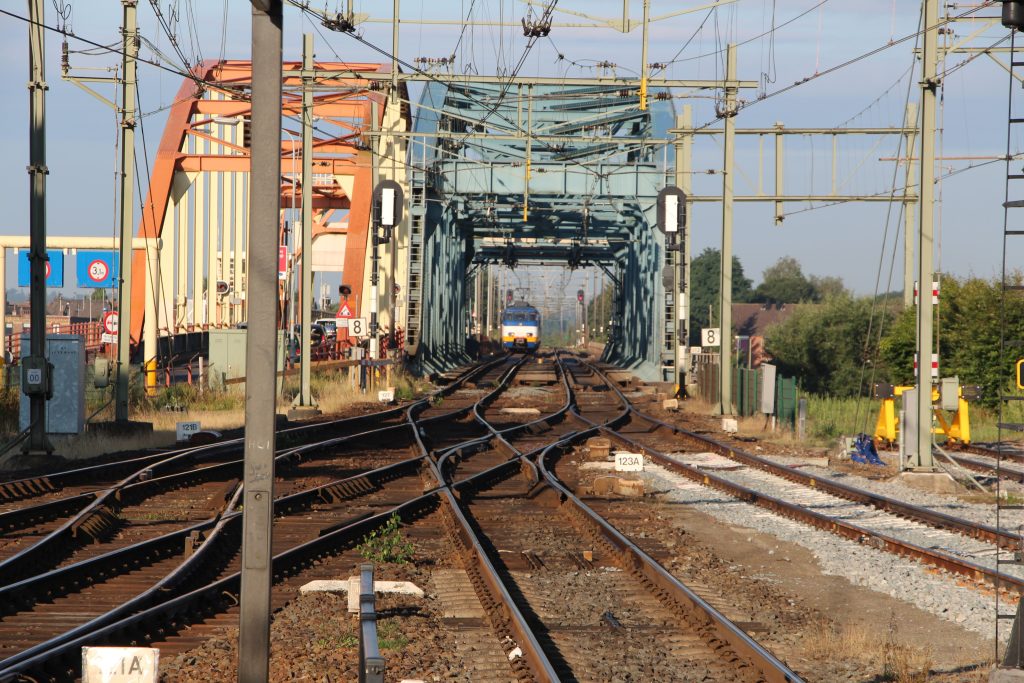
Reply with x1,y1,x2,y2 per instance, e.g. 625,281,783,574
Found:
566,360,1024,604
426,355,802,682
0,356,549,680
0,354,801,681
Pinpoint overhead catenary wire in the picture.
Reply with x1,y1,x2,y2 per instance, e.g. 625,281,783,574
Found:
689,1,997,133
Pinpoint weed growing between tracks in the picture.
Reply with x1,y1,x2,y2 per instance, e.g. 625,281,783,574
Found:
357,513,416,564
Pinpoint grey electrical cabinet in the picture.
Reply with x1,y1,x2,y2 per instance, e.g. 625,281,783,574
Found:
208,328,285,390
19,334,86,434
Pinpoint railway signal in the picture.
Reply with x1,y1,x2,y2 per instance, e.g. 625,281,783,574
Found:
657,186,686,236
370,180,404,360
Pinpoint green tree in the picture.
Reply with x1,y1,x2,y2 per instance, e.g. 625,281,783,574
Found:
689,248,754,345
810,275,848,300
753,256,817,304
765,294,895,396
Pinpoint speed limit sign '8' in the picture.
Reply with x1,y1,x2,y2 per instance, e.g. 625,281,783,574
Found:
349,317,367,338
701,327,720,347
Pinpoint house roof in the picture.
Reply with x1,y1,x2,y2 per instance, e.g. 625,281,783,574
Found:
731,303,807,337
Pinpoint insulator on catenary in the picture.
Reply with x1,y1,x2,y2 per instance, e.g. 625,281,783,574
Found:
1004,0,1024,30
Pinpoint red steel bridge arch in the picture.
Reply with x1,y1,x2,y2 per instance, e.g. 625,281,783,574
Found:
128,59,408,350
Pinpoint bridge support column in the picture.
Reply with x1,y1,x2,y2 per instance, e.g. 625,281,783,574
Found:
144,240,159,396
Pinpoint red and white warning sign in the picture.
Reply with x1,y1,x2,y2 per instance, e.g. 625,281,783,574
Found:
103,311,119,335
87,259,109,283
913,281,940,306
913,353,939,379
337,303,353,318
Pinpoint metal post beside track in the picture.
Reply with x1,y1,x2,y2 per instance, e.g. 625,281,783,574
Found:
358,564,385,683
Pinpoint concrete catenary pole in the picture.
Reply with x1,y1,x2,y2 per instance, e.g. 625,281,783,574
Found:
295,33,316,410
911,0,938,469
718,44,737,415
239,1,282,680
113,0,138,423
903,103,919,309
25,0,52,453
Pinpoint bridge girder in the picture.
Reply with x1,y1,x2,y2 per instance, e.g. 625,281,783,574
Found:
129,59,409,354
409,81,673,379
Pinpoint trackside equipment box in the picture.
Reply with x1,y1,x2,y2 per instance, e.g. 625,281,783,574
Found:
18,333,85,434
208,328,285,390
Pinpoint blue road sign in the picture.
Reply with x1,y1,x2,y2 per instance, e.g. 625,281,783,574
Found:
75,251,119,288
17,250,64,287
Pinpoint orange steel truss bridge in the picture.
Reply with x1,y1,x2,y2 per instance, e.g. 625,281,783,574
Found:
123,58,408,374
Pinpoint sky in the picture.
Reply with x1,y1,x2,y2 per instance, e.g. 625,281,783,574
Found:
0,0,1015,301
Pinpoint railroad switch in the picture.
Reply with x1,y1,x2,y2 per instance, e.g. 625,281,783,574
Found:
183,530,203,559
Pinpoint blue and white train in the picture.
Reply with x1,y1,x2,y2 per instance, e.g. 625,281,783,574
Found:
500,302,541,352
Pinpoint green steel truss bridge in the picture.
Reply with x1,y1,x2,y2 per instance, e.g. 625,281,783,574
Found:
408,81,675,379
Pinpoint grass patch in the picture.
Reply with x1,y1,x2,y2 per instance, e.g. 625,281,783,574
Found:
357,513,415,565
803,616,943,682
376,619,409,650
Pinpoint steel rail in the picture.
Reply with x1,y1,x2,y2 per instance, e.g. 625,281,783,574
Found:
438,355,801,682
411,356,562,682
627,409,1024,550
606,425,1024,595
534,435,804,683
576,361,1024,598
0,492,441,683
0,355,507,507
0,356,525,679
0,452,432,673
0,359,505,587
945,446,1024,483
549,358,804,683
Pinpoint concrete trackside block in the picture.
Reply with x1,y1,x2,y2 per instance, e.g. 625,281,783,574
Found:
592,475,645,497
300,580,350,594
613,479,645,497
722,418,739,433
898,470,962,494
374,581,425,597
300,578,425,615
500,407,542,416
662,398,679,411
348,575,360,613
287,405,322,421
586,436,611,461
